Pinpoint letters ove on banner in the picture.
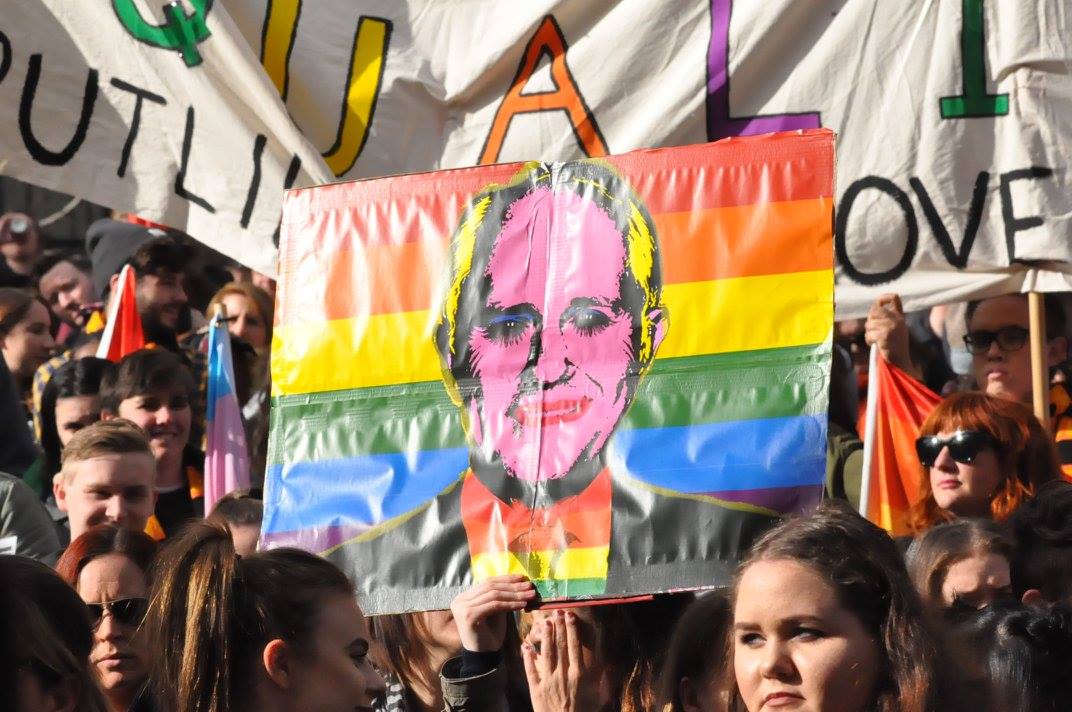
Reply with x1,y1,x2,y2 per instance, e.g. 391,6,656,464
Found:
0,0,1068,314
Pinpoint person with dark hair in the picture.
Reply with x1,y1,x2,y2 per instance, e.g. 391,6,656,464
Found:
2,554,110,712
23,356,110,500
205,488,263,555
910,391,1059,533
1008,479,1072,605
522,594,693,712
0,211,43,288
657,592,733,712
905,519,1014,611
729,500,949,712
35,251,99,341
86,220,190,352
141,520,386,712
946,601,1072,712
0,354,39,476
100,348,202,538
56,524,158,712
0,287,56,409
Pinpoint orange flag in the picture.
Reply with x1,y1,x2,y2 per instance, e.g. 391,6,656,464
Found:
95,264,145,362
858,355,942,536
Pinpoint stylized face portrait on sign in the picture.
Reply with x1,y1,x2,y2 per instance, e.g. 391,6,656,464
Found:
436,162,666,505
264,133,836,614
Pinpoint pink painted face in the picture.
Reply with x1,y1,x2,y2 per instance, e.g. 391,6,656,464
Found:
466,188,656,483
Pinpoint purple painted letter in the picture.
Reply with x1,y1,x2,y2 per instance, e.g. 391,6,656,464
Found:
707,0,821,140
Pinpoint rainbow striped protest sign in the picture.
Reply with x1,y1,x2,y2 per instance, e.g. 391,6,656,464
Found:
264,130,835,613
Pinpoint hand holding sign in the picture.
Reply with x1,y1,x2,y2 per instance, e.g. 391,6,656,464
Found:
450,574,536,653
866,293,919,379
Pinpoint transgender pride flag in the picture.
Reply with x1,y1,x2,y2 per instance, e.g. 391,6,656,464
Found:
204,312,250,514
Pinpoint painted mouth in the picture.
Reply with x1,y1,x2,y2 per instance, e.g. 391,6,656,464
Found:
515,397,591,427
937,479,961,490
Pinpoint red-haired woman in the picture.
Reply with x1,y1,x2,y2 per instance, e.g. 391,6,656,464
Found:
56,524,158,712
910,392,1060,533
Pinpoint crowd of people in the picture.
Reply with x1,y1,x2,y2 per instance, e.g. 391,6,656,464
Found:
3,203,1072,712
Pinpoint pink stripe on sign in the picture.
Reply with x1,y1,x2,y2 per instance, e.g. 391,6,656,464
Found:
204,395,250,514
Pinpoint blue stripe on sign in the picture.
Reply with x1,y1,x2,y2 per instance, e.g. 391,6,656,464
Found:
608,413,827,493
263,447,468,535
263,413,826,534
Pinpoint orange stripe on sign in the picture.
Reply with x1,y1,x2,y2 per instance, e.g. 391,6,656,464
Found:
656,198,832,284
277,198,832,323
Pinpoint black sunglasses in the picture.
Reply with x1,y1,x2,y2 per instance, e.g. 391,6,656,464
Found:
915,430,994,467
963,326,1029,355
86,597,148,629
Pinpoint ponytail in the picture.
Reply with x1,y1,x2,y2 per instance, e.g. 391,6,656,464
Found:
144,522,354,712
144,522,240,712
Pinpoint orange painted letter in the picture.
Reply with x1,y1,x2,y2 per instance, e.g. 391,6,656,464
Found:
478,16,608,165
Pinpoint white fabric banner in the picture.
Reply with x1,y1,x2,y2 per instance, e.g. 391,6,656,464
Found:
2,1,1069,315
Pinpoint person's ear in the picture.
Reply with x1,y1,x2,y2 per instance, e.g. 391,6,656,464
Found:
679,676,703,712
1022,588,1046,606
108,272,121,298
262,638,295,690
99,410,116,421
647,307,668,357
1046,336,1068,369
53,473,69,514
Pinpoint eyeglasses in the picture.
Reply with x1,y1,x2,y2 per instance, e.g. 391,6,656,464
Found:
963,326,1029,355
85,597,148,630
915,430,994,467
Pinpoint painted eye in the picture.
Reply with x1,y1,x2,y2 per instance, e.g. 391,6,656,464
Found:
483,314,535,346
572,308,611,335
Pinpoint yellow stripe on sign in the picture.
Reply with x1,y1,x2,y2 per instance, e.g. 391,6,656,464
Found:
658,269,833,359
323,17,390,177
260,0,302,97
470,547,611,581
272,309,442,395
272,268,832,396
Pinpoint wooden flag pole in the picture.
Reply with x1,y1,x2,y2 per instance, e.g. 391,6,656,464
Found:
858,343,880,519
1028,291,1050,431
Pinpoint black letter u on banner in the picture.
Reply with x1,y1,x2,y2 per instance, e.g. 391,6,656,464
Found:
19,54,99,166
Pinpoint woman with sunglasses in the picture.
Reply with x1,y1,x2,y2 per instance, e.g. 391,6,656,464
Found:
56,524,158,712
909,392,1060,533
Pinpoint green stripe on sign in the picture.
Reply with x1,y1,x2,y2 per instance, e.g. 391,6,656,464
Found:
268,342,829,466
533,577,607,599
